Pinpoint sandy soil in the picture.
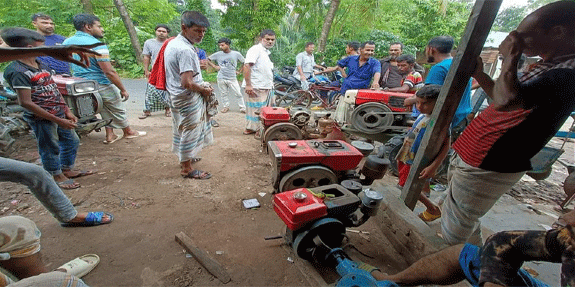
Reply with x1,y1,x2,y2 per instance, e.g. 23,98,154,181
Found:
2,107,573,286
0,111,403,286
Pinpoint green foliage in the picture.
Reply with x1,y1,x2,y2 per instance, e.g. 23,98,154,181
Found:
493,5,527,32
220,0,289,50
202,71,218,83
396,0,471,51
0,0,178,77
186,0,218,54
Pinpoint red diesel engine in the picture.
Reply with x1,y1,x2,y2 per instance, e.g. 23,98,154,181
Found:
272,184,384,260
335,89,414,134
269,140,389,193
259,107,302,150
52,74,111,136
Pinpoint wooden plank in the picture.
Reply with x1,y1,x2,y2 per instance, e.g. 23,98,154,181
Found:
175,232,232,284
401,0,502,209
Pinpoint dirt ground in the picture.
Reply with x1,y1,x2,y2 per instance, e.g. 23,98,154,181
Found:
0,111,409,286
2,106,574,286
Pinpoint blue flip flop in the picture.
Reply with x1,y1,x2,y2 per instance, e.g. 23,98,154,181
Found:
61,212,114,227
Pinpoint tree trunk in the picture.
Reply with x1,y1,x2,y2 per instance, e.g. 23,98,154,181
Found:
317,0,340,53
80,0,93,14
113,0,143,64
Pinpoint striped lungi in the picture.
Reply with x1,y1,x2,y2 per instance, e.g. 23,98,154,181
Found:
245,89,269,132
441,154,525,246
170,89,214,163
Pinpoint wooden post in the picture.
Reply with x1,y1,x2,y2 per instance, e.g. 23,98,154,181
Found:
400,0,502,209
175,232,232,284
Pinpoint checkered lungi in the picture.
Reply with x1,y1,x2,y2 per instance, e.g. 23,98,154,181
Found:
144,83,170,112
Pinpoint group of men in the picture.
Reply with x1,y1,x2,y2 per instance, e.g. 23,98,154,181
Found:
1,0,575,286
372,1,575,287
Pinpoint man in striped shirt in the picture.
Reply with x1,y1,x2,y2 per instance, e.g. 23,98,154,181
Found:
440,0,575,246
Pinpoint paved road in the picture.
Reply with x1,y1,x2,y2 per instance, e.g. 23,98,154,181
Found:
122,78,245,117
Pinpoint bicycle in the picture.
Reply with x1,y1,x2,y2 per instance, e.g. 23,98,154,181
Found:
276,81,342,110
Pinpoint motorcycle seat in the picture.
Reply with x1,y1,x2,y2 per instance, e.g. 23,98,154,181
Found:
275,75,296,86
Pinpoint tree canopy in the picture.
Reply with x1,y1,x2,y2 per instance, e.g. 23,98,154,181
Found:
1,0,540,76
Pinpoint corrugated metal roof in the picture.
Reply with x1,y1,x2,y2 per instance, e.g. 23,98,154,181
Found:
484,31,509,48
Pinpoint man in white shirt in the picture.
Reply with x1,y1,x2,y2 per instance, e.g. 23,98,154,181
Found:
293,42,324,90
242,29,275,135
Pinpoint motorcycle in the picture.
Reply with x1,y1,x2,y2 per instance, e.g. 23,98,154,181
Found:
274,64,343,107
0,74,111,155
274,66,301,96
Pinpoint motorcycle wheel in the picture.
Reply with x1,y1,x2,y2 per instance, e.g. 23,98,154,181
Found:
284,90,312,108
274,84,295,107
382,134,405,176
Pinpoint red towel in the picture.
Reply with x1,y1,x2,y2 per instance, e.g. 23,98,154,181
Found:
149,36,175,91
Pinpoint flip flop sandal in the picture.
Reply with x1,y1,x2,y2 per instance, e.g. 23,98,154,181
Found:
211,120,220,127
57,179,81,190
182,169,212,180
57,254,100,278
418,210,441,222
243,130,256,135
138,113,151,119
124,131,147,139
60,211,114,227
65,170,96,179
103,135,120,144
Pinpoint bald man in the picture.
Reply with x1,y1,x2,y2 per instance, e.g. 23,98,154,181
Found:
440,0,575,246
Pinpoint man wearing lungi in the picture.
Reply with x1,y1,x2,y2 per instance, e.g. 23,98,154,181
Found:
242,29,276,135
163,11,214,179
442,0,575,245
139,24,171,119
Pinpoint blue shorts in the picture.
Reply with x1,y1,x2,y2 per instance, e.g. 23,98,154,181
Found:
459,243,548,287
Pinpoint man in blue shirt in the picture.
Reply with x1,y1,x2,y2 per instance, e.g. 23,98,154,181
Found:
323,41,381,95
31,13,70,74
63,14,145,144
425,36,472,134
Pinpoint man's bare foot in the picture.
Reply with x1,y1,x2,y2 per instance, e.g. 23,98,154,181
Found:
104,134,120,144
68,212,113,224
53,174,81,189
62,169,95,179
61,212,114,227
139,111,151,119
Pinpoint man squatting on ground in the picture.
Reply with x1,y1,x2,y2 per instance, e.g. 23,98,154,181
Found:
440,0,575,246
242,29,276,135
31,13,70,75
140,24,171,119
163,11,214,180
63,13,145,144
207,37,246,114
0,41,116,287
